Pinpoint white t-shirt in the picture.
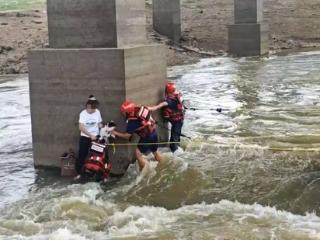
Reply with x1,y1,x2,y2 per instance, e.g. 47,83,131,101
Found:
79,109,102,138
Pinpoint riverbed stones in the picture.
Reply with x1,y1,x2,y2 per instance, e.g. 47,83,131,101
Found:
28,0,168,175
228,0,269,56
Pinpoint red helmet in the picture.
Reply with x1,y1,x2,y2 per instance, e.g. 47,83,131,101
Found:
120,100,136,114
166,82,176,94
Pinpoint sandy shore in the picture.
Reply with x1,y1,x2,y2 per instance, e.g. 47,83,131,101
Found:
0,0,320,74
0,10,47,74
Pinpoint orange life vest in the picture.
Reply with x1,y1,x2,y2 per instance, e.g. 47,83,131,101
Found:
83,142,112,179
128,106,156,138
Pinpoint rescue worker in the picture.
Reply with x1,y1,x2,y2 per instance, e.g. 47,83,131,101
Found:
148,82,184,154
74,95,103,180
112,100,161,171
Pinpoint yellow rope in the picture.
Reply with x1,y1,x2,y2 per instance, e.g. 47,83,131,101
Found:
200,143,320,152
104,142,320,153
105,141,181,147
105,142,181,154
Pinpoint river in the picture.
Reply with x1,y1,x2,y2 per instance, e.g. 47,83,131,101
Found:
1,51,320,239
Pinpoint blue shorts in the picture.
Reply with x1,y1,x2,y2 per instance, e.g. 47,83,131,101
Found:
138,131,159,154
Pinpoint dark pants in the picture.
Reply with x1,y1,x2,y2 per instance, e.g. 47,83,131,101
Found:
170,121,183,153
77,136,92,174
138,131,159,154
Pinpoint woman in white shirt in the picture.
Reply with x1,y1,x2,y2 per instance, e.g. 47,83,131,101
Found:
75,95,103,179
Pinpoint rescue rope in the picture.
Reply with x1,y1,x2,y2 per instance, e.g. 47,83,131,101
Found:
105,141,181,147
187,107,223,112
202,134,320,140
105,141,181,154
204,143,320,152
104,141,320,153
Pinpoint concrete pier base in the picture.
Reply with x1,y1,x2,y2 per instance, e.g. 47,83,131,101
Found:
28,45,167,175
152,0,181,44
228,0,269,56
228,23,269,56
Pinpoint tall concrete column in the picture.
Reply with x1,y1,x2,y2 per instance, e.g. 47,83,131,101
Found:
47,0,147,48
153,0,181,45
28,0,168,175
228,0,269,56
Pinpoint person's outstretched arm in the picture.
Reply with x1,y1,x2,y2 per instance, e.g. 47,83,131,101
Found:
148,101,168,112
112,130,132,140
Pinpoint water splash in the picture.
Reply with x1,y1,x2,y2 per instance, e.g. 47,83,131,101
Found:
2,51,320,239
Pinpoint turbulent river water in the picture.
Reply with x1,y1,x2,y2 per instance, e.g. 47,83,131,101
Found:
1,51,320,239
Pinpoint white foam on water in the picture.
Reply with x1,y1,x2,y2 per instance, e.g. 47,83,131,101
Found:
82,187,102,204
3,52,320,239
175,200,320,237
3,186,320,239
47,228,88,240
32,228,88,240
134,160,158,186
0,228,88,240
101,200,320,239
106,205,176,238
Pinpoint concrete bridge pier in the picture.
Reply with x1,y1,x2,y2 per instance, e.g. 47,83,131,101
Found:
28,0,168,175
228,0,269,56
152,0,181,45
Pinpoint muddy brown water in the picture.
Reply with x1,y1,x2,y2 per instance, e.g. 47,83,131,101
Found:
1,51,320,239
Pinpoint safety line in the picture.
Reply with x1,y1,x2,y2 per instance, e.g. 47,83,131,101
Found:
199,143,320,152
201,134,320,140
105,141,181,147
104,141,320,152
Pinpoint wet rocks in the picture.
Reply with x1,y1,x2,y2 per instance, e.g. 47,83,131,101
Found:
16,12,29,18
4,67,20,74
0,46,14,54
32,20,42,24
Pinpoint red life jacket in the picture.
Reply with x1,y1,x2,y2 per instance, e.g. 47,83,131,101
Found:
84,154,105,173
128,106,156,138
163,93,185,122
83,142,112,179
